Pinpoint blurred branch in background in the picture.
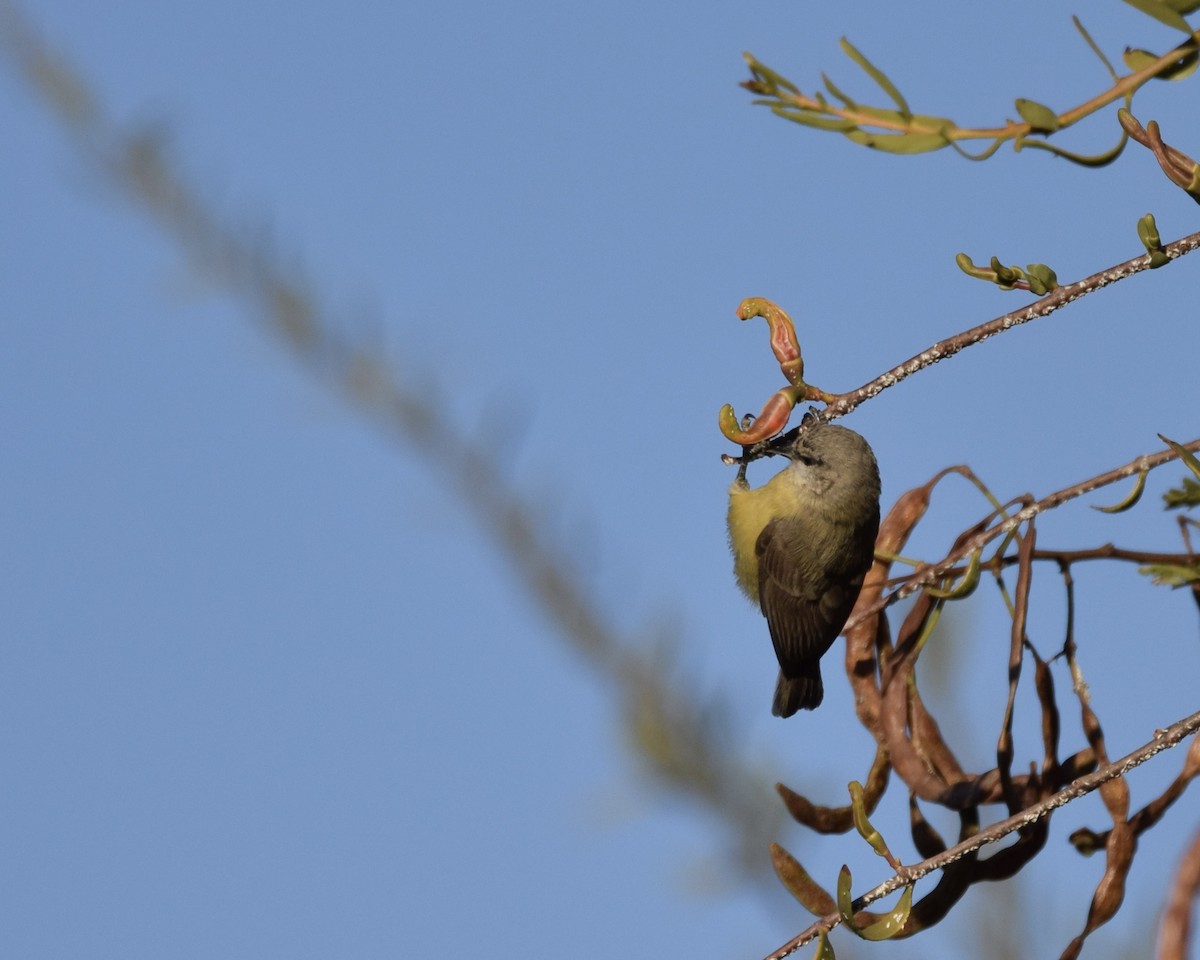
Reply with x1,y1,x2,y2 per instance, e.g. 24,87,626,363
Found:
0,0,786,876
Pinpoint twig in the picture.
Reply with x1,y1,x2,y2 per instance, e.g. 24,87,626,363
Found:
764,708,1200,960
848,437,1200,631
823,233,1200,419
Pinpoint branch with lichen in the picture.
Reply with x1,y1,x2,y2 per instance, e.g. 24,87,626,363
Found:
719,108,1200,464
764,710,1200,958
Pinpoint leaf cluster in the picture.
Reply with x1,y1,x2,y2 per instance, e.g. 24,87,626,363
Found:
742,10,1200,164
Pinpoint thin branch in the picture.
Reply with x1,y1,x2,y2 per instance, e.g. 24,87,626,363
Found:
765,708,1200,960
848,436,1200,632
822,233,1200,419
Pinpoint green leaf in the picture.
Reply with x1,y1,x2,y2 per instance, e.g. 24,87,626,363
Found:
989,257,1022,287
1123,47,1163,71
821,72,857,108
1140,562,1200,586
1137,213,1171,266
854,104,956,130
1123,47,1199,79
1024,263,1059,294
1164,476,1200,509
1138,212,1163,248
1160,434,1200,482
1015,133,1128,167
847,131,949,154
770,105,859,131
854,104,906,125
1120,0,1194,34
1015,98,1061,133
743,52,799,93
840,37,911,119
1073,16,1120,80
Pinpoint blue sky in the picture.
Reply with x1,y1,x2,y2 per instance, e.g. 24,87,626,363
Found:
3,2,1199,958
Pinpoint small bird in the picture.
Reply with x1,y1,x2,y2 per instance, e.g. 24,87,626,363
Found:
727,422,881,716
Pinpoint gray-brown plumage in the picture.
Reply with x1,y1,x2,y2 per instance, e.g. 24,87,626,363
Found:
727,422,881,716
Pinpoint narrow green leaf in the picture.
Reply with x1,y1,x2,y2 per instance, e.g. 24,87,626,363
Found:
1120,0,1194,35
821,73,857,108
1015,133,1128,167
853,131,949,154
854,104,905,125
743,52,800,93
1160,434,1200,481
1092,468,1148,513
839,37,911,119
770,105,859,131
1074,16,1120,80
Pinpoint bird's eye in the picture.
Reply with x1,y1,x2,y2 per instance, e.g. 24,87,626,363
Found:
796,452,821,466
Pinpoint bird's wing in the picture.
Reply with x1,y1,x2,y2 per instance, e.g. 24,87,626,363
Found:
755,515,863,677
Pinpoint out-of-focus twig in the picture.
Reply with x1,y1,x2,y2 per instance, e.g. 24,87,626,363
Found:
0,0,786,871
1159,825,1200,960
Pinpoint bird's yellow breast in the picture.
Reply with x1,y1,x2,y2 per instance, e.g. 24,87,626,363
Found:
727,471,799,602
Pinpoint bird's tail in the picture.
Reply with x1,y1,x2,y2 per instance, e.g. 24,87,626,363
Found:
772,664,823,717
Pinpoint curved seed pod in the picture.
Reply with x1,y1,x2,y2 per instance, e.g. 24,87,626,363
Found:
1091,468,1148,513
